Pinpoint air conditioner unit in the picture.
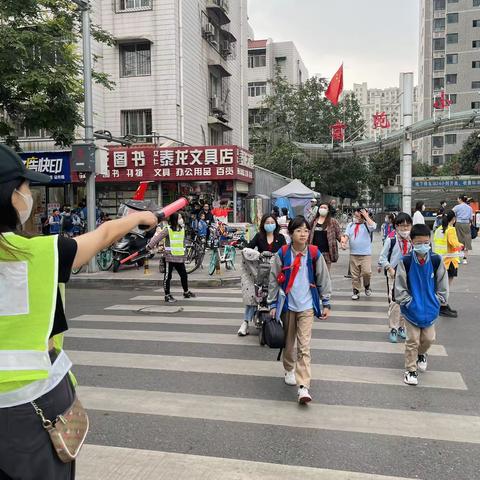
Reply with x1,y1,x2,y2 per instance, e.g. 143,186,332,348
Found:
395,175,402,186
209,40,219,49
211,96,222,112
203,22,215,37
221,40,232,56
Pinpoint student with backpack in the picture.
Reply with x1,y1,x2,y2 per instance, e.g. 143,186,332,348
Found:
268,216,332,404
395,224,448,386
341,208,377,300
60,206,74,237
378,212,413,343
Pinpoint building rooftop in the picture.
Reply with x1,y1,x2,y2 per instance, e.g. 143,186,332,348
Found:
248,39,267,49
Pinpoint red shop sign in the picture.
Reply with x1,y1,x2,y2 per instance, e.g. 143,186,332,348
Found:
95,145,254,184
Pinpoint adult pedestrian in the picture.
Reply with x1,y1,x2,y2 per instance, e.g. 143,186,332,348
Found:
306,199,318,223
148,212,196,303
453,195,474,264
278,208,291,243
378,212,413,342
200,203,214,225
433,201,447,229
237,214,286,336
48,209,62,235
309,202,342,271
60,207,74,237
412,202,426,225
341,208,377,300
433,210,463,317
0,144,158,480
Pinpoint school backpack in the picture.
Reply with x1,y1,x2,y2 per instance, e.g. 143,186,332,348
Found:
402,253,441,275
262,317,285,352
62,214,73,231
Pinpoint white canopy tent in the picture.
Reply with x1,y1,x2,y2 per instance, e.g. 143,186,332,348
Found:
271,179,320,218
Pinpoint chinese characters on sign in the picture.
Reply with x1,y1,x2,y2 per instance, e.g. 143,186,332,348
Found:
97,146,254,183
20,152,71,184
373,112,391,129
330,121,346,142
413,179,480,188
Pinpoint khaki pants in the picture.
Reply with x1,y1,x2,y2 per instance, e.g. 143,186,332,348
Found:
386,274,405,330
350,255,372,292
405,320,436,371
283,309,314,388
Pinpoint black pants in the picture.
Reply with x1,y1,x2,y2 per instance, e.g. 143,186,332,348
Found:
0,374,76,480
164,261,189,295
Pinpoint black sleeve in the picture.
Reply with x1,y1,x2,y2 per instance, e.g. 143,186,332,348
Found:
247,233,259,249
57,236,78,283
278,234,287,246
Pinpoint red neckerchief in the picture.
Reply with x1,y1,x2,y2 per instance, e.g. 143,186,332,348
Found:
354,223,361,239
418,257,426,265
285,252,303,295
402,239,409,255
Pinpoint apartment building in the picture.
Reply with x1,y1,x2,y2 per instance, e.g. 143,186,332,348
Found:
247,38,308,128
418,0,480,165
352,81,420,139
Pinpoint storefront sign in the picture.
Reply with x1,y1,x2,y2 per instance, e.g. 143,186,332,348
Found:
96,145,254,184
20,151,71,184
413,179,480,188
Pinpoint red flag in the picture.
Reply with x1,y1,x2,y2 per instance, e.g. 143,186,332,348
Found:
132,181,150,200
325,64,344,106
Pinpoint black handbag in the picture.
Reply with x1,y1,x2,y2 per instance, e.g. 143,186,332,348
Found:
262,316,285,361
471,224,479,240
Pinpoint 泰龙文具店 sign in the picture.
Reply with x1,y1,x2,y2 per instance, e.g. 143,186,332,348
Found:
95,145,254,184
413,179,480,188
20,151,71,184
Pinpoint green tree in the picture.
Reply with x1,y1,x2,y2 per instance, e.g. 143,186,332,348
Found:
0,0,114,148
249,70,366,197
365,148,400,203
444,131,480,175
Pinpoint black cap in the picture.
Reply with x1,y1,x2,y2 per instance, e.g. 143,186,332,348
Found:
0,144,51,185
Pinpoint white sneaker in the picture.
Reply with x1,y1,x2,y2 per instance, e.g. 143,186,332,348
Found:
365,288,372,297
297,386,312,404
284,370,296,386
404,371,418,386
351,293,360,300
417,354,428,372
237,321,249,336
462,259,468,265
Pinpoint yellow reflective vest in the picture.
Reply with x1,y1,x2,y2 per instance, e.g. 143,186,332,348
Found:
0,233,72,407
433,226,463,268
167,228,185,256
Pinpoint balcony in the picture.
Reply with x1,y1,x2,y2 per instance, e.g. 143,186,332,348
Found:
206,0,230,26
209,96,230,126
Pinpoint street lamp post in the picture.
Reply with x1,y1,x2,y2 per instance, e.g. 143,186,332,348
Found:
73,0,97,272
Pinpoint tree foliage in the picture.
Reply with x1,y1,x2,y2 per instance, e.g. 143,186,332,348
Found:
441,130,480,176
365,148,400,203
0,0,114,148
249,70,366,198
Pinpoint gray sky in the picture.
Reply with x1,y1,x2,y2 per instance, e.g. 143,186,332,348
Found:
247,0,419,90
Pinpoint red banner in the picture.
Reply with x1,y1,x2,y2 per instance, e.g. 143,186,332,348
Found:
94,145,254,184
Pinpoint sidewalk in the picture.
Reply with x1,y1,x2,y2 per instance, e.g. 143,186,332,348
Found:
71,252,242,289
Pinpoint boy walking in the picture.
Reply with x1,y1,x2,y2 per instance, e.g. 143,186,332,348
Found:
341,208,377,300
268,216,332,404
395,224,448,386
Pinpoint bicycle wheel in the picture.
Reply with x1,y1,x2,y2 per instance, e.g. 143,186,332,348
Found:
186,245,202,274
96,248,113,271
225,246,236,270
71,265,83,275
208,249,218,275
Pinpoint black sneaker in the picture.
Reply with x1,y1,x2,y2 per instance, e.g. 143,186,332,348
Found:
446,304,458,315
440,305,457,318
404,371,418,386
183,291,196,299
165,294,177,303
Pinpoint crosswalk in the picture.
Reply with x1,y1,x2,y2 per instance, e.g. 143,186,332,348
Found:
65,285,476,479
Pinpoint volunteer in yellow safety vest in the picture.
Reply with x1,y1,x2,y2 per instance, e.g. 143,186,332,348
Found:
148,212,196,303
0,144,157,480
433,210,464,318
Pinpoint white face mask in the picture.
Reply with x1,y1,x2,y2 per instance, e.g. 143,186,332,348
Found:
14,189,33,225
318,208,329,217
397,230,410,239
178,218,185,227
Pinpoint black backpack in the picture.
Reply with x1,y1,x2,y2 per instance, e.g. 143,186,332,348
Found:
262,316,285,360
62,214,73,231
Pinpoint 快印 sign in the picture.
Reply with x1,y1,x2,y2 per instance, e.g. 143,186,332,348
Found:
20,151,71,184
96,145,254,184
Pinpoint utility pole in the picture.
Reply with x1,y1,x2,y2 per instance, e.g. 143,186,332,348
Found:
73,0,97,272
401,72,414,214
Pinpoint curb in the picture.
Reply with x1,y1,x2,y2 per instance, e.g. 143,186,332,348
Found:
69,275,241,290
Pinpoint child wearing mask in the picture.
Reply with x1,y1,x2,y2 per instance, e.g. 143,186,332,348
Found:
378,212,413,343
268,216,332,404
395,224,448,386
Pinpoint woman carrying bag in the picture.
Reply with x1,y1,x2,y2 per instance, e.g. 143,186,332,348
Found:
0,145,158,479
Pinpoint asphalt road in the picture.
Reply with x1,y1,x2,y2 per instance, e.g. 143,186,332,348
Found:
64,242,480,480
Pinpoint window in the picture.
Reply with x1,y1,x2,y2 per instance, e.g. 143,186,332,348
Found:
433,57,445,70
472,80,480,88
433,38,445,50
448,0,458,3
116,0,151,12
433,77,445,90
475,0,480,6
447,13,459,23
445,134,457,144
432,155,443,165
449,93,457,104
444,154,455,163
447,53,458,64
473,61,480,68
446,73,457,84
248,53,266,68
432,136,444,148
474,20,480,27
434,0,446,8
433,18,445,31
248,82,267,97
249,109,267,125
447,33,459,44
472,101,480,108
474,40,480,48
119,43,151,77
121,109,152,140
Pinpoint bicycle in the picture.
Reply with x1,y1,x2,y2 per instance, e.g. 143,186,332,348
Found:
71,247,114,274
185,235,206,274
208,224,236,275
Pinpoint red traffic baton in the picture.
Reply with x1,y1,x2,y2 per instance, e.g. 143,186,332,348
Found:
120,250,142,265
138,197,189,230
